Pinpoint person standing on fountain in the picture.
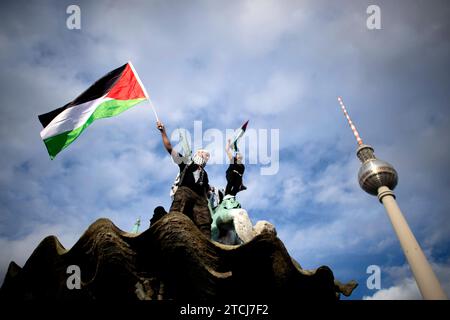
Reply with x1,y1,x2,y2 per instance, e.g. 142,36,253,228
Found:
225,139,247,196
157,121,212,238
210,139,250,244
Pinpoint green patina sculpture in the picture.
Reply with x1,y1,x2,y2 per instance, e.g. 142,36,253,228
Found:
211,195,242,244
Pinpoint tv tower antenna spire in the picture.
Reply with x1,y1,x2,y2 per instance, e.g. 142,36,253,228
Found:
338,96,363,146
337,96,447,300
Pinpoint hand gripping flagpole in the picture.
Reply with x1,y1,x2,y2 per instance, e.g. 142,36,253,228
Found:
128,61,160,122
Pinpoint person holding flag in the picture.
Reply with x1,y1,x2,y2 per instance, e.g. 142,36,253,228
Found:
210,121,252,245
225,120,248,196
38,61,214,237
156,120,212,238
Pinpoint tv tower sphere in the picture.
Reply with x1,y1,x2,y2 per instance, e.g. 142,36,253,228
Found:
356,144,398,196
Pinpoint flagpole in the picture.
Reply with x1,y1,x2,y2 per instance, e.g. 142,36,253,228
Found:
147,98,160,122
127,61,160,122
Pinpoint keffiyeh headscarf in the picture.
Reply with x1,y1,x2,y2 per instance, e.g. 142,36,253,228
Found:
192,149,210,166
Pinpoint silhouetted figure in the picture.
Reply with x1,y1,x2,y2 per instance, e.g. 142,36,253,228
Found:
150,206,167,227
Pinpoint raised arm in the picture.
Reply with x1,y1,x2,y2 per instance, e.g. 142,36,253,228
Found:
225,139,233,162
157,121,173,154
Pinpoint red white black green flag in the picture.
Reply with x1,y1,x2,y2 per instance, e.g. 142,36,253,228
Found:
38,62,149,159
231,120,249,152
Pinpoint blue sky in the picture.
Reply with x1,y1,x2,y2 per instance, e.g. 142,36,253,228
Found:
1,0,450,300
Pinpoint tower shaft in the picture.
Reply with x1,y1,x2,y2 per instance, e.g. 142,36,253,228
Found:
378,186,447,300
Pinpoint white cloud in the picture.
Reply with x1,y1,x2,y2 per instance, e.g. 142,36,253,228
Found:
245,73,304,115
363,261,450,300
231,0,304,55
310,158,363,206
364,278,421,300
281,175,307,206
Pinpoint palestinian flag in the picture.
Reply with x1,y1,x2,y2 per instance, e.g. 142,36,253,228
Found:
231,120,249,152
38,62,149,159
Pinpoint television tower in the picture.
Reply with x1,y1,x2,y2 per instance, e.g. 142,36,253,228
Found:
338,96,447,300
